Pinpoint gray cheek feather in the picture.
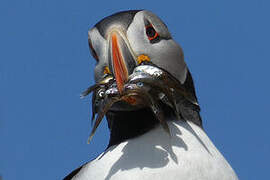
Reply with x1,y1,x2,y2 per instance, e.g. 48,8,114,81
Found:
127,12,147,52
94,63,106,82
89,28,109,82
127,12,187,84
151,40,187,84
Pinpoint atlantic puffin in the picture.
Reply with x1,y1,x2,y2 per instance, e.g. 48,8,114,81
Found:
64,10,239,180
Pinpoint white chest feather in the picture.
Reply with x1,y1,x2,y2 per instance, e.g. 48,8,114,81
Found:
73,120,238,180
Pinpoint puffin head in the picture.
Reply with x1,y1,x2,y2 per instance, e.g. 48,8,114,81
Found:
85,10,201,147
89,10,187,90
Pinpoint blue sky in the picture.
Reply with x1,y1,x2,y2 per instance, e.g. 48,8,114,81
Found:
1,0,269,179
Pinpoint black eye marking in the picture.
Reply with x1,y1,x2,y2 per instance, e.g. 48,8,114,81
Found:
89,40,99,61
145,24,160,43
146,26,156,38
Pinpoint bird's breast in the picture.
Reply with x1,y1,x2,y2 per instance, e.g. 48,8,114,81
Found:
73,120,238,180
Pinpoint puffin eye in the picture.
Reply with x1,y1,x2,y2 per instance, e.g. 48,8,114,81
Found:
145,25,159,41
89,40,99,61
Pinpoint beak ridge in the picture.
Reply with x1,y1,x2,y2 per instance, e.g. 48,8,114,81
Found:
109,31,136,93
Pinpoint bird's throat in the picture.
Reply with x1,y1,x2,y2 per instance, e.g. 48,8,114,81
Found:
105,104,174,148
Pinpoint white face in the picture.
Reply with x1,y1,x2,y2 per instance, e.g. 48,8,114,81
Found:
88,10,188,84
88,27,108,82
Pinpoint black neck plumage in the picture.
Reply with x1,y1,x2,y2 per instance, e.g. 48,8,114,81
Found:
106,104,177,148
106,108,158,148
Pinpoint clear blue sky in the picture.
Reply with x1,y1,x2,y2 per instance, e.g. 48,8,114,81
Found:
1,0,269,179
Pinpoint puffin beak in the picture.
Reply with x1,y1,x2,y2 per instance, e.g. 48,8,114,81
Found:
109,30,136,94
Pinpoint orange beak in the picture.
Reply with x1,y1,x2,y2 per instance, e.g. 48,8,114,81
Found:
111,32,129,94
